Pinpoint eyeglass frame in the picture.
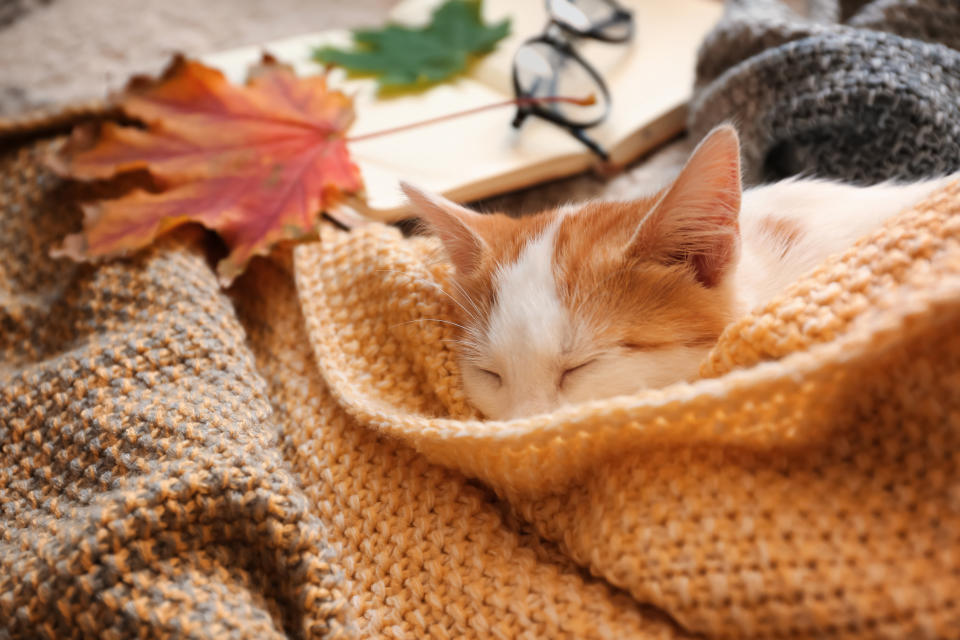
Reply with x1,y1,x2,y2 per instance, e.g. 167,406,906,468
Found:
510,0,635,161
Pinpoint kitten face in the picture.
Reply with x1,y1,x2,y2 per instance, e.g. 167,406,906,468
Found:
404,125,742,419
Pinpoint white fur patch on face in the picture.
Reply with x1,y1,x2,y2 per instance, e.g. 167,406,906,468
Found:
460,214,711,420
554,202,583,218
480,220,571,418
489,221,565,349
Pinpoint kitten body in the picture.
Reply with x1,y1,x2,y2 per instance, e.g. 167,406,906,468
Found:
404,126,954,420
733,177,949,311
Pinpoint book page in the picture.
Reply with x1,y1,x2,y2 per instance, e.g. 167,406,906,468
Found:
202,0,722,220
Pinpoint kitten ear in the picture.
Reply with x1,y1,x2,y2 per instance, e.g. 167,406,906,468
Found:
630,124,742,287
401,182,488,275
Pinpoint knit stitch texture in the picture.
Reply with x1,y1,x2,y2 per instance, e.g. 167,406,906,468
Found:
295,180,960,638
3,3,960,634
0,141,348,639
690,0,960,185
6,125,960,637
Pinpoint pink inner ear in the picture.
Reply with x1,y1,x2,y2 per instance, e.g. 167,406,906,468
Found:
690,232,737,287
401,182,487,275
435,217,485,276
633,125,742,287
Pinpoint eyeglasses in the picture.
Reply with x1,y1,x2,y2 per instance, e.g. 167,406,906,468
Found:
511,0,634,161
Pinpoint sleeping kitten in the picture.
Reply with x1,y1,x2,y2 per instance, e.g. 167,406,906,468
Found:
402,125,954,419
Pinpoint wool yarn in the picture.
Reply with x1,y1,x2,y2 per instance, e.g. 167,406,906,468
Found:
690,0,960,185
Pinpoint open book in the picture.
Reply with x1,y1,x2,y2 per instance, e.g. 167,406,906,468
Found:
202,0,722,221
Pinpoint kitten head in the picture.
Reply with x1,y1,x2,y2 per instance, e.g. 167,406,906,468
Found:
404,125,742,419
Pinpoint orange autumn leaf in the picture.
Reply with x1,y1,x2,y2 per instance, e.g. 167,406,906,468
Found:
50,55,363,285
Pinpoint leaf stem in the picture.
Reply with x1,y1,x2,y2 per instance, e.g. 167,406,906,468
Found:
345,94,595,143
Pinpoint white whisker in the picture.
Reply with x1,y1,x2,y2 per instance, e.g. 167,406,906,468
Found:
390,317,478,335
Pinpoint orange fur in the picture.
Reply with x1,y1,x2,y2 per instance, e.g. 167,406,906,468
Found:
436,195,734,367
438,126,742,358
757,216,803,258
442,211,553,326
553,200,733,352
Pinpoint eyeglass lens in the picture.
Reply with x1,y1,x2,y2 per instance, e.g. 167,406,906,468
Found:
514,41,609,126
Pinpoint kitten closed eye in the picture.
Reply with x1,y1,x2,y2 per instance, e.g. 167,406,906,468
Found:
559,359,596,388
618,341,667,351
477,368,502,386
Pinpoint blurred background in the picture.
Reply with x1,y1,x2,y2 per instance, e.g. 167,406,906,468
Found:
0,0,396,116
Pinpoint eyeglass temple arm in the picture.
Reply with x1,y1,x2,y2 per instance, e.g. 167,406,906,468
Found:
512,110,610,161
570,127,610,161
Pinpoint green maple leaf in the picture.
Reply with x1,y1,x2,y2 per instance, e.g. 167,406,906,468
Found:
313,0,510,93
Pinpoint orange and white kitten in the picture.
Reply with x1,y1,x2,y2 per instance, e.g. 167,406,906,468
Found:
402,125,954,420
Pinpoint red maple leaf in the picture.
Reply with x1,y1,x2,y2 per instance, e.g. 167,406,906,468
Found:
50,55,363,285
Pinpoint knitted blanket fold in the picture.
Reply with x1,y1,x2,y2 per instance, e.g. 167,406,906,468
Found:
1,139,348,638
6,134,960,637
292,181,960,637
4,3,960,637
1,126,689,639
689,0,960,185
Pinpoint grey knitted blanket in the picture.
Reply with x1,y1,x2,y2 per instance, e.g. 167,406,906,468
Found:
690,0,960,185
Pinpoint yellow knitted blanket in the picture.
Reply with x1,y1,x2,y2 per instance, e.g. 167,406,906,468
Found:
290,184,960,637
2,114,960,638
